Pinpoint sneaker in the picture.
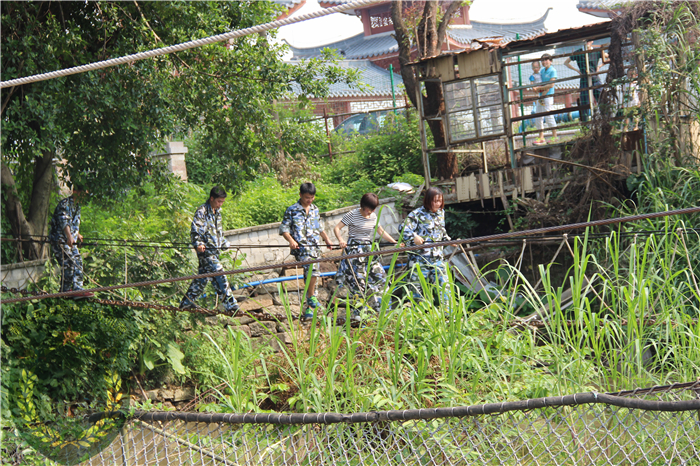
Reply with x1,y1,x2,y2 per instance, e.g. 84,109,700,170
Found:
226,303,241,315
72,290,94,300
533,138,546,145
306,296,322,309
300,310,315,322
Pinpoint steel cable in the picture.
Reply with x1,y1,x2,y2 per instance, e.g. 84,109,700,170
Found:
2,206,698,304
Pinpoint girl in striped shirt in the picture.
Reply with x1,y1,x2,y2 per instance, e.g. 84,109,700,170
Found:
333,193,397,317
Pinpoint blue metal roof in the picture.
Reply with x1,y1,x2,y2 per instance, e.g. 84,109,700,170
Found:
289,59,403,98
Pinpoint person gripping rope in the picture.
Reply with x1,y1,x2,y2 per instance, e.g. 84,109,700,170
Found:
400,187,452,309
280,182,333,321
333,193,397,320
180,186,239,313
49,185,93,299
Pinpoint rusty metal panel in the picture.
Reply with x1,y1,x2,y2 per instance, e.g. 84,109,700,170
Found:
434,56,455,81
458,50,492,78
456,176,469,202
480,173,491,198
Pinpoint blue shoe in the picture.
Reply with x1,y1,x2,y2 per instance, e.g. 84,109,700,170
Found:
307,296,321,309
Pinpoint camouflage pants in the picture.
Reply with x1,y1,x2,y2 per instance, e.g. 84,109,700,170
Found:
336,240,386,312
51,242,84,292
181,255,238,311
292,246,321,280
407,254,452,309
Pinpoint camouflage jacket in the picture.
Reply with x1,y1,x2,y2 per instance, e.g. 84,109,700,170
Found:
49,196,81,244
279,201,323,257
191,201,229,257
400,206,450,260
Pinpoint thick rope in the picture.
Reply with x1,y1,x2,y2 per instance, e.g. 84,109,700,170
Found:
0,0,378,89
86,381,700,424
2,206,698,305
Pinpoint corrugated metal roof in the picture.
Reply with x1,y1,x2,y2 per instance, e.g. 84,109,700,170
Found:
289,59,403,98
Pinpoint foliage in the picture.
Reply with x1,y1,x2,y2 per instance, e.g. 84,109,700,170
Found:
445,207,478,239
633,1,700,166
220,175,381,229
1,299,139,403
1,1,357,257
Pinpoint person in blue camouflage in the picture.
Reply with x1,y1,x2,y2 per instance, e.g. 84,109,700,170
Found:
180,186,239,313
49,185,93,298
333,193,397,318
400,187,453,308
280,182,333,320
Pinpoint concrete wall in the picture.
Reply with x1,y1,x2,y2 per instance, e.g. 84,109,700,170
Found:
223,199,400,268
1,259,47,291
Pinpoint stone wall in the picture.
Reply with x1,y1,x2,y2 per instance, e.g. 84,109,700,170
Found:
223,199,400,268
1,259,48,291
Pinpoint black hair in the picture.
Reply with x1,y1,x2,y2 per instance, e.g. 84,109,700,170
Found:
360,193,379,210
541,53,552,61
423,187,444,210
299,182,316,196
209,186,227,199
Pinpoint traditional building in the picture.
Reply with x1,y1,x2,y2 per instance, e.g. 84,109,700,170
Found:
285,1,552,124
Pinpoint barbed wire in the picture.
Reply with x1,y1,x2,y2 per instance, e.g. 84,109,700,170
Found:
2,206,699,304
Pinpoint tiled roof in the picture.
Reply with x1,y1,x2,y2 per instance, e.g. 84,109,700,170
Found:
271,0,305,8
576,0,639,18
286,32,397,60
287,11,551,60
289,59,403,98
447,9,551,46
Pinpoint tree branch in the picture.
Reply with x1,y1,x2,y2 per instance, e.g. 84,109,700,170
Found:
391,0,418,108
436,1,462,51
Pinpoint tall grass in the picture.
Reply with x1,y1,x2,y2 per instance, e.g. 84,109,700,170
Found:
199,221,699,414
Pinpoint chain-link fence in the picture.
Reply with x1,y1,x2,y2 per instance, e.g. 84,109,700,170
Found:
13,381,699,465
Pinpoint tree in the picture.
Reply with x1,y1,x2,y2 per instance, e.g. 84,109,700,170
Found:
391,0,463,180
1,1,353,260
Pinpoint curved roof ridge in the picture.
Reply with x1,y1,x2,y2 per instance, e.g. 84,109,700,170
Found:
285,32,365,54
469,8,551,29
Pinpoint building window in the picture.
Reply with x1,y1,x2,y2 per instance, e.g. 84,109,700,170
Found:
444,74,505,143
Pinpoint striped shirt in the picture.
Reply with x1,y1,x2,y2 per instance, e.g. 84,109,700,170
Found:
341,209,378,242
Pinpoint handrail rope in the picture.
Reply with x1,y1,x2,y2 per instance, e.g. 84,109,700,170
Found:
88,382,700,425
2,206,699,304
3,227,698,250
0,0,379,89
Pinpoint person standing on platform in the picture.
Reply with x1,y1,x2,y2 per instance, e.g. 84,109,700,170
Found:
533,54,558,145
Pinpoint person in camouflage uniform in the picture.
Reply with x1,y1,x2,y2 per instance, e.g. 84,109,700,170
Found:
400,187,452,308
334,193,397,317
180,186,239,313
280,182,333,320
49,186,93,298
